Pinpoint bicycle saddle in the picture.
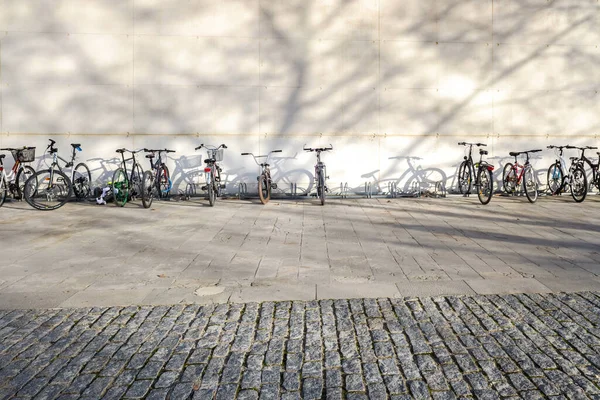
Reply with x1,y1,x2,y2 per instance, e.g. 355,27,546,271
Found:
509,151,520,157
0,154,5,159
204,158,215,164
116,148,126,153
479,149,488,155
70,143,81,148
145,154,154,159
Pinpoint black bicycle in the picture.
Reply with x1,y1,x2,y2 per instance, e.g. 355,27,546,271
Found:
547,145,589,202
23,139,91,210
304,145,332,205
242,149,282,204
457,142,487,194
141,148,175,208
112,148,144,207
569,146,599,194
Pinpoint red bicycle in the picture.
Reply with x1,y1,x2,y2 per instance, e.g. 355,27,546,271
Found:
502,149,541,203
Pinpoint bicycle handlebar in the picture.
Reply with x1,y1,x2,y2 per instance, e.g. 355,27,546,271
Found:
144,148,175,153
196,144,227,151
0,146,35,151
458,142,486,147
116,148,143,154
303,144,333,152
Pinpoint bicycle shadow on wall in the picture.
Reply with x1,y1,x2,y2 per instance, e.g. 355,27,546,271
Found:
387,156,447,196
85,157,121,187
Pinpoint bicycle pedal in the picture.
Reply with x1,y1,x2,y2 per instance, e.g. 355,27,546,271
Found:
271,183,278,189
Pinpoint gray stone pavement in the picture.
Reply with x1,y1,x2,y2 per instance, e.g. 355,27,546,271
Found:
2,195,600,309
1,292,600,399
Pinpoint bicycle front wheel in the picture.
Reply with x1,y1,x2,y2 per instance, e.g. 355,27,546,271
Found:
16,165,35,200
24,169,72,211
502,163,516,194
571,165,587,203
73,163,92,200
458,161,471,194
207,178,216,207
112,168,129,207
141,170,155,209
0,175,7,207
476,167,493,205
258,174,270,204
547,162,564,195
523,165,538,203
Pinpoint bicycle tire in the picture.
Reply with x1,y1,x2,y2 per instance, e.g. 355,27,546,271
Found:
23,169,72,211
571,165,587,203
157,165,171,198
0,175,7,207
112,168,129,207
130,162,144,200
15,165,35,200
458,160,471,194
73,162,92,200
141,170,154,209
547,162,564,195
258,174,270,204
502,163,516,194
477,167,493,205
207,176,216,207
523,165,538,203
317,172,325,205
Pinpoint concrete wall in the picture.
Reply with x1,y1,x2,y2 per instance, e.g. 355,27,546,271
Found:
0,0,598,194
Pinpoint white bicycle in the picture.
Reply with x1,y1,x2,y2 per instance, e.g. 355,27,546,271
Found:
0,147,36,207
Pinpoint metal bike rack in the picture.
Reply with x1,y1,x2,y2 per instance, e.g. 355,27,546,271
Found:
238,182,248,199
388,182,398,198
340,182,349,198
365,182,372,198
290,183,297,199
411,181,422,197
434,181,447,198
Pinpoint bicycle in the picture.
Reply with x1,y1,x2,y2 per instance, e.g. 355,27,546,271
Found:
241,149,283,204
568,146,599,194
22,139,90,210
112,148,144,207
195,144,227,206
0,146,36,206
547,145,588,202
303,144,332,205
457,142,488,194
502,149,542,203
141,148,175,208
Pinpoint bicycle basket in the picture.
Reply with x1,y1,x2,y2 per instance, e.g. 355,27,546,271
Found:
11,147,36,163
207,148,224,162
180,154,203,169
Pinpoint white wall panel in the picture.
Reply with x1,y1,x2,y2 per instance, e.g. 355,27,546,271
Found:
0,0,598,189
2,33,132,85
135,0,258,37
0,0,133,34
2,84,132,134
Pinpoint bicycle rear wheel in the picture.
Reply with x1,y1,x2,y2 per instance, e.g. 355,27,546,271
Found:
157,165,171,198
141,170,155,209
571,165,587,203
130,162,144,200
0,175,7,207
73,163,92,200
477,167,493,205
23,169,72,211
502,163,516,194
523,165,538,203
15,165,35,200
258,174,270,204
458,161,471,194
112,168,129,207
207,178,216,206
547,162,563,195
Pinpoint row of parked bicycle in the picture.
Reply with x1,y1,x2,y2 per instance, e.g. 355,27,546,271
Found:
458,142,595,205
0,139,597,210
0,139,332,210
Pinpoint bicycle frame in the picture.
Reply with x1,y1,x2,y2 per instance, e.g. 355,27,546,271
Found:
117,150,141,184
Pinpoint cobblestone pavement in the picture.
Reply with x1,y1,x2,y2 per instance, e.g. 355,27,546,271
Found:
1,292,600,399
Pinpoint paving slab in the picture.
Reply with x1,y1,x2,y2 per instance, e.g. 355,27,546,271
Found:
230,284,316,302
57,288,156,308
1,196,600,308
466,277,553,294
536,277,600,293
317,283,400,299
